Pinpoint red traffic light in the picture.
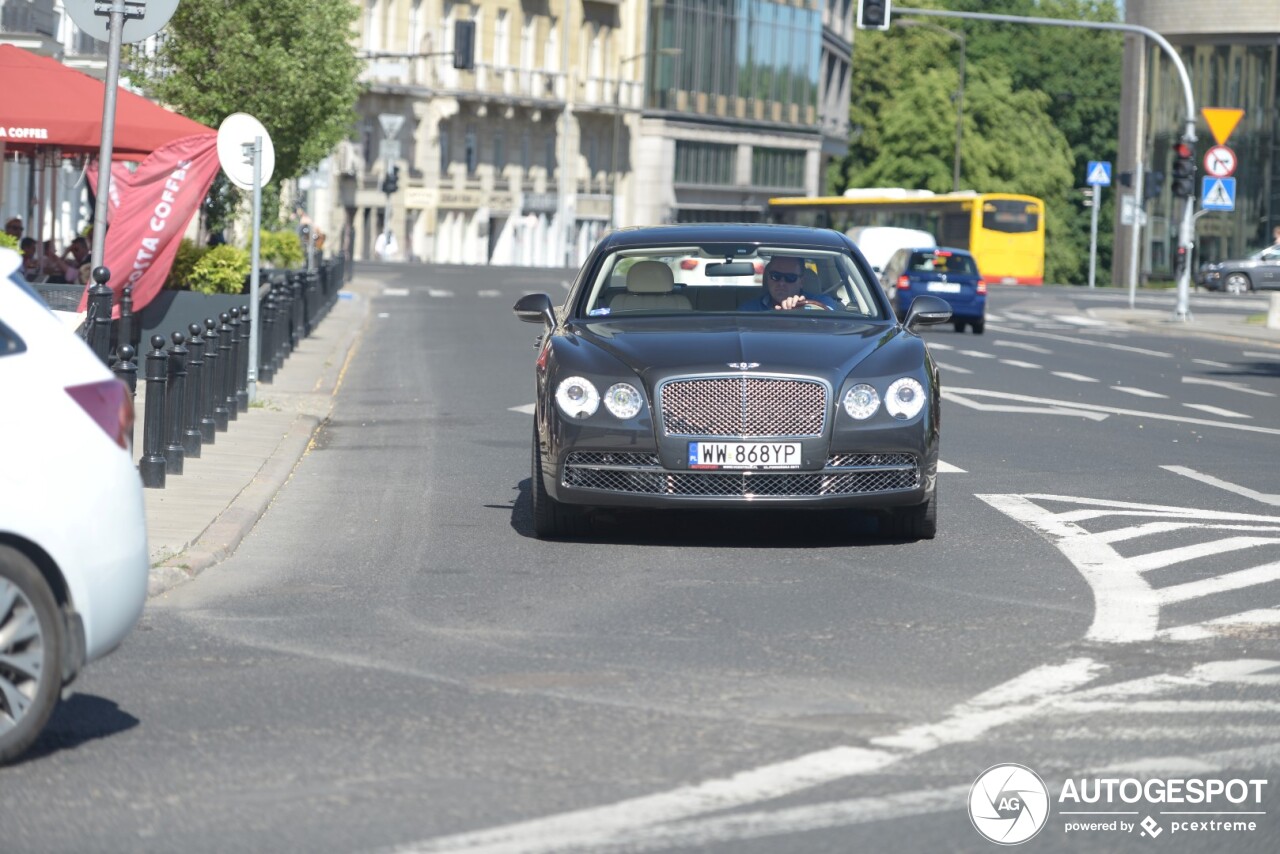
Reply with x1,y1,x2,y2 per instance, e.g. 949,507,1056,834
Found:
1173,141,1194,159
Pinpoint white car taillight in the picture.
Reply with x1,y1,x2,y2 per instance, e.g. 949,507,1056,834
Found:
65,379,133,450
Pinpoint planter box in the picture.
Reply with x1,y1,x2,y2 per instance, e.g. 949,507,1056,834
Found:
133,285,268,348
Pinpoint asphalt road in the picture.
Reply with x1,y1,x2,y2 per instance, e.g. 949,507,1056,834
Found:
1,268,1277,854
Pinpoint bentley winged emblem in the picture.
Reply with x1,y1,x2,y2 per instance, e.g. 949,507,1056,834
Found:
727,362,760,370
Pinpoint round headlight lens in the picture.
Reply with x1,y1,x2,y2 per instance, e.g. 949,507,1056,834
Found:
843,383,881,420
555,376,600,419
885,377,926,420
603,383,644,419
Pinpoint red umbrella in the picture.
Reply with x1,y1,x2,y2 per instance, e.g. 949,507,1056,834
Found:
0,45,212,160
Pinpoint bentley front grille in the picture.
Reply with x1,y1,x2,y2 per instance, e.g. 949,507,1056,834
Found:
562,452,919,497
659,377,827,438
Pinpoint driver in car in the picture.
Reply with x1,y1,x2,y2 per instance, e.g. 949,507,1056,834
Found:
741,255,839,311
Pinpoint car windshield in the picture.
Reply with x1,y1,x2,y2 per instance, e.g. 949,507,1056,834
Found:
577,245,887,318
909,250,978,276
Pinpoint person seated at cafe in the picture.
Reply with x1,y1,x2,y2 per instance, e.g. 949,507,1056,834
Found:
41,240,69,283
19,237,43,281
60,236,90,281
4,216,23,240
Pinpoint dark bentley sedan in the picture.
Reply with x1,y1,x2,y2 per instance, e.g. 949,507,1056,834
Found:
514,224,952,541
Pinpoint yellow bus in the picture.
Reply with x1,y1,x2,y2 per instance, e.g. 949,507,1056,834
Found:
766,189,1046,285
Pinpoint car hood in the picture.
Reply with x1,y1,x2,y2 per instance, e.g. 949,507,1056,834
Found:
566,316,907,382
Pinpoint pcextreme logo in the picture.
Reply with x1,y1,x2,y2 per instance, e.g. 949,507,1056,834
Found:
969,764,1050,845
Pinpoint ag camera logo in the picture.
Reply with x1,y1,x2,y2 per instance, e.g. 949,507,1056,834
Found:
969,764,1050,845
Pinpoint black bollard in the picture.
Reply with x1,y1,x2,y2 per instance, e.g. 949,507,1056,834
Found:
163,332,188,476
199,318,219,441
112,344,137,451
236,304,250,411
259,288,275,384
138,335,168,489
86,266,114,366
117,284,133,358
208,317,229,432
218,312,237,423
183,324,204,458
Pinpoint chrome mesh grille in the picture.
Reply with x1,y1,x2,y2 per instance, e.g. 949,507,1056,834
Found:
562,452,919,497
827,453,916,469
660,377,826,437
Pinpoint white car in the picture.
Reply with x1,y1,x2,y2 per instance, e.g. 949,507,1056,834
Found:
0,249,149,763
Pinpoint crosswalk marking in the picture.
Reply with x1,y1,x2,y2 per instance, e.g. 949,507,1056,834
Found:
1111,385,1167,398
996,340,1053,354
1052,371,1098,382
382,287,410,296
427,287,455,297
1183,402,1250,419
477,289,502,298
933,361,972,374
996,326,1174,357
999,359,1042,369
1182,376,1274,397
1193,358,1233,368
958,350,996,359
1053,314,1111,327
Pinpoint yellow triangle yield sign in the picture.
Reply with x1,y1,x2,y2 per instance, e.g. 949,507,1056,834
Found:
1201,108,1244,145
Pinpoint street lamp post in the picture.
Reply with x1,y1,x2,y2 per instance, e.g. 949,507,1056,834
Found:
900,19,966,192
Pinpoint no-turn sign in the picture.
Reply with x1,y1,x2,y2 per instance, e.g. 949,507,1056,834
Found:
1203,145,1237,178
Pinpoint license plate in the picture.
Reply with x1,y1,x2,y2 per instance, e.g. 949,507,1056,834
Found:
927,281,961,293
688,441,802,470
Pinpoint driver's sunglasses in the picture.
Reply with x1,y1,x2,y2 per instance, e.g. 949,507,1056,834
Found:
768,271,800,284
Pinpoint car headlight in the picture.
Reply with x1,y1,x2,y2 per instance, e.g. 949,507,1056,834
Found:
603,383,643,419
555,376,600,419
885,377,926,420
842,383,881,420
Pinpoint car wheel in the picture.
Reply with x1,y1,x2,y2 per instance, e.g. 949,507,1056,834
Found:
1224,273,1252,295
531,425,589,539
882,483,938,541
0,545,63,764
952,320,967,333
971,320,985,335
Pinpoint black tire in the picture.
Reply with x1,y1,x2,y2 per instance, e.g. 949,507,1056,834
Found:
531,424,589,539
882,483,938,541
971,319,985,335
952,320,966,333
1224,273,1252,295
0,545,63,765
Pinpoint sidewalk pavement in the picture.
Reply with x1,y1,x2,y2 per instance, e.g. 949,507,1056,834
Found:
137,279,1279,599
141,274,376,598
1087,290,1280,348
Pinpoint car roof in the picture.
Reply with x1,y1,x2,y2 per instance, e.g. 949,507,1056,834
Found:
597,223,856,252
912,246,972,256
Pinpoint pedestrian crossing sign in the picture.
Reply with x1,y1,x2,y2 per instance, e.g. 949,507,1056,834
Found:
1086,161,1112,186
1201,177,1236,211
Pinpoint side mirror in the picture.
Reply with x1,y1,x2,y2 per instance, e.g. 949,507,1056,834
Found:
903,294,952,331
514,293,556,326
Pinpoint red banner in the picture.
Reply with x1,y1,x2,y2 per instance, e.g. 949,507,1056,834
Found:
80,133,221,315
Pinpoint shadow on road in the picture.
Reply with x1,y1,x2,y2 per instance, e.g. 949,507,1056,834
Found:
16,694,140,764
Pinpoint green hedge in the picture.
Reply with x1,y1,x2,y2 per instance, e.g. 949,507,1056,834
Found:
186,244,251,295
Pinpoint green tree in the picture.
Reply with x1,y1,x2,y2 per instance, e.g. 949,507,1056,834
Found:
134,0,363,182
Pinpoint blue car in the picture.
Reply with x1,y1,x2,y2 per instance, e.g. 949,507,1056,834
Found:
882,247,987,334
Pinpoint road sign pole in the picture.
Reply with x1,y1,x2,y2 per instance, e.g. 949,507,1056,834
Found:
1088,185,1101,289
248,136,262,403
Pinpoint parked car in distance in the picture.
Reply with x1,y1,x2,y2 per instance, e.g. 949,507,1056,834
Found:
0,249,149,764
882,246,987,334
514,223,952,542
1196,245,1280,294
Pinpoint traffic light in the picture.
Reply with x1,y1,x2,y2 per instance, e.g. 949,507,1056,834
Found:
381,165,399,195
453,19,475,70
1118,171,1133,188
1171,141,1196,197
857,0,892,31
1144,169,1164,200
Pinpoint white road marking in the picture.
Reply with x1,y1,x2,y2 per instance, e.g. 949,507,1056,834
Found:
978,492,1280,643
958,349,996,359
382,287,410,296
1183,402,1250,419
1127,536,1280,573
427,288,455,298
1192,358,1233,368
1111,385,1167,398
996,340,1053,354
1161,465,1280,506
477,289,502,298
925,342,954,350
509,404,536,415
1244,350,1280,361
1158,608,1280,641
933,361,972,374
1182,376,1274,396
937,461,966,473
1053,314,1111,327
996,325,1174,357
1056,700,1280,715
947,387,1280,435
942,391,1108,421
999,310,1042,323
1052,371,1099,382
998,359,1042,369
377,312,390,319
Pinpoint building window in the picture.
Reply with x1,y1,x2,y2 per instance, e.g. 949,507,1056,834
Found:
545,134,557,176
674,140,735,186
465,127,478,175
493,132,506,171
440,126,451,174
521,131,531,170
751,147,805,190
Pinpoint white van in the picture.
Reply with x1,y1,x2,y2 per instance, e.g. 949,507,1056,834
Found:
846,226,937,275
